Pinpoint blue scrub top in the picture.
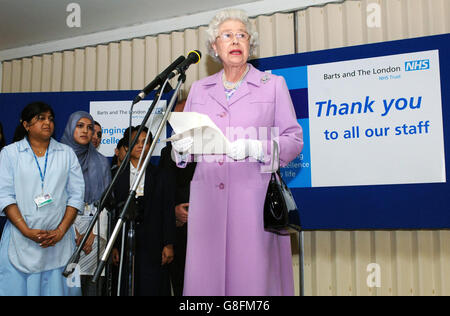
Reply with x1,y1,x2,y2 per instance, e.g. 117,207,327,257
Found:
0,138,85,274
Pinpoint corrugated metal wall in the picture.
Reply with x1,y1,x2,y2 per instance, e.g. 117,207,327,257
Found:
293,0,450,297
0,12,295,96
1,0,449,296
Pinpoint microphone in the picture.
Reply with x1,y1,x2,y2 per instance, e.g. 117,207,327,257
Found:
168,50,202,79
133,55,185,104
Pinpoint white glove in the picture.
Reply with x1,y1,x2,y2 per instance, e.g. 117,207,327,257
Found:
172,136,193,154
227,139,264,161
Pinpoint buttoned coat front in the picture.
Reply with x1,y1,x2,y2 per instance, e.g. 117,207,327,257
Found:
182,64,303,296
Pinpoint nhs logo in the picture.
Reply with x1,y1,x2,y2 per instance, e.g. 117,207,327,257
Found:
405,59,430,71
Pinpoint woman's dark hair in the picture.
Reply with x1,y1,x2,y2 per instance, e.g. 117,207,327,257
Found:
13,102,55,142
0,122,5,150
122,125,152,148
111,137,126,166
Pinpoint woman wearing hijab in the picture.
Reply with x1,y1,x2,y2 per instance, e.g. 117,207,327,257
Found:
61,111,111,296
0,102,85,296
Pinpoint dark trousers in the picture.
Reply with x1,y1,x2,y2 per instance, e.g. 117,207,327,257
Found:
81,275,105,296
169,224,187,296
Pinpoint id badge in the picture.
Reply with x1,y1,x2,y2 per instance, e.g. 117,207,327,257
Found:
34,193,54,208
80,204,94,221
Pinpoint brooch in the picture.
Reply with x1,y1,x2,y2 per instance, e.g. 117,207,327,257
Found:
261,74,270,84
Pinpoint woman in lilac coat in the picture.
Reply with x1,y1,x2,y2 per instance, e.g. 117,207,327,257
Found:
173,9,303,296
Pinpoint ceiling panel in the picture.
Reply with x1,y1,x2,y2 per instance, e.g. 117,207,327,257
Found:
0,0,259,50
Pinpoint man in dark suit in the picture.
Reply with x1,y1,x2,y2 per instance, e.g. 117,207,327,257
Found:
158,99,196,296
159,142,195,296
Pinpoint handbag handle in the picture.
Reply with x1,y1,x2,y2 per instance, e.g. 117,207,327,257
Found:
270,140,280,173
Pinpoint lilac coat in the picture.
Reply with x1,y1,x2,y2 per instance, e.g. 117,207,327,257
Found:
182,64,303,296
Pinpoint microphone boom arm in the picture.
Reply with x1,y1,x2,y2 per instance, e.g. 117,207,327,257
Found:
91,73,187,286
62,66,177,279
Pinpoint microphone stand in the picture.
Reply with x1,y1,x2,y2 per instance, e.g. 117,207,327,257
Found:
90,72,186,295
105,204,114,296
62,72,180,286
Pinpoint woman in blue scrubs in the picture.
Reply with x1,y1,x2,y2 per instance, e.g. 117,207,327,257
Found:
0,102,85,296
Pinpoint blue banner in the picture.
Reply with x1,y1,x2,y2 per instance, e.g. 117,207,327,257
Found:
250,34,450,229
1,34,449,229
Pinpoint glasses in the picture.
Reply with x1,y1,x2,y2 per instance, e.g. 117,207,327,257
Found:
217,31,250,42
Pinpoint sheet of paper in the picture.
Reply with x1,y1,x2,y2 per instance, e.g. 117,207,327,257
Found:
162,112,231,154
167,112,223,134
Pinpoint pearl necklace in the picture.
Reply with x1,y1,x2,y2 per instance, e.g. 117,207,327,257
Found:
222,65,249,90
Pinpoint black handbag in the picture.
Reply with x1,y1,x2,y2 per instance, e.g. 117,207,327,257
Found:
264,142,301,235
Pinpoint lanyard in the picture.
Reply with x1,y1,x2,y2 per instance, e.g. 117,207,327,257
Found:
32,148,49,193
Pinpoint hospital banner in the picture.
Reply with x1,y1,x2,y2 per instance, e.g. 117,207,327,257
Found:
273,49,446,189
89,100,167,157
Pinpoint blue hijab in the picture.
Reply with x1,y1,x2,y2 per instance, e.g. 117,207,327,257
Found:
61,111,111,205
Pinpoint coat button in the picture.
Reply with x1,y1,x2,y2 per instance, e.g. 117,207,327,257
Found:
219,183,225,190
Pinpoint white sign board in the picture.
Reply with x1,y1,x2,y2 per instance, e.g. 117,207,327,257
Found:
307,50,446,187
89,100,167,157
